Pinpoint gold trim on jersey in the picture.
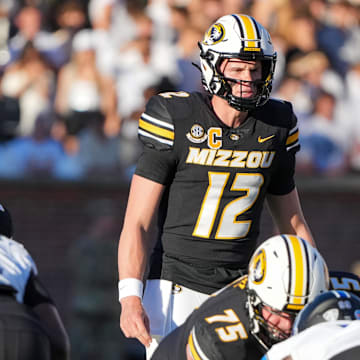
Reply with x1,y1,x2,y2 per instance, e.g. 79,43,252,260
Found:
188,328,210,360
193,172,229,239
139,119,174,140
233,275,248,290
286,125,299,152
138,112,175,146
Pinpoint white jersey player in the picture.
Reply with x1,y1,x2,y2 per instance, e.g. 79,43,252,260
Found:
262,290,360,360
263,320,360,360
0,203,70,359
0,234,38,302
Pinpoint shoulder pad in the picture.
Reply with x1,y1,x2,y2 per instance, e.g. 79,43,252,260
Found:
187,322,221,360
138,95,175,151
255,99,300,153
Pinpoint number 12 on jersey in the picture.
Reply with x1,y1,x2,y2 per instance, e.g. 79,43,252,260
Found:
193,172,264,239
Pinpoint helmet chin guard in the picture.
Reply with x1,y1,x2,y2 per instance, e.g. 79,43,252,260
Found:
198,14,277,112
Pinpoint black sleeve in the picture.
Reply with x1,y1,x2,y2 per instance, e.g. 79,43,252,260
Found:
23,271,54,307
135,146,177,185
135,94,178,184
267,150,296,195
267,111,299,195
152,325,187,360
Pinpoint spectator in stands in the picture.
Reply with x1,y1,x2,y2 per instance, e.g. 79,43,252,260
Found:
45,0,88,69
7,5,62,68
0,203,70,359
112,10,177,119
1,41,55,137
346,62,360,172
0,0,357,181
75,110,124,178
284,10,318,71
53,131,85,181
55,28,119,138
297,90,349,176
0,71,20,142
281,50,344,119
0,110,64,178
316,0,360,77
168,5,204,92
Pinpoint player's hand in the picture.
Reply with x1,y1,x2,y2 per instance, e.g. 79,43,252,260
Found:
120,296,152,347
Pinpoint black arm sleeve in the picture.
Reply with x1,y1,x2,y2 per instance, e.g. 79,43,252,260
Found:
23,271,54,307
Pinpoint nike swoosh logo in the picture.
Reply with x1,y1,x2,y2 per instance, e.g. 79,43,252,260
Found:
258,135,275,143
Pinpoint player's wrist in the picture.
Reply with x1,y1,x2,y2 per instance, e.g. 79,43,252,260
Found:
118,278,144,302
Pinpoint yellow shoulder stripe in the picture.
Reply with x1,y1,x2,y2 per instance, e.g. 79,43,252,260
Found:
139,119,174,140
188,332,203,360
286,130,299,145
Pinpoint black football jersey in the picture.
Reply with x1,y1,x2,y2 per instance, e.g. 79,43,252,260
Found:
329,270,360,298
135,91,300,293
152,276,264,360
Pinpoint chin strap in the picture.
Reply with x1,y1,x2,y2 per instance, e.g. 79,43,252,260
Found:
247,292,260,334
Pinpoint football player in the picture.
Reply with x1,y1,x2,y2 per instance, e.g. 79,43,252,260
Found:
329,270,360,297
262,290,360,360
0,204,70,360
151,234,329,359
118,13,315,357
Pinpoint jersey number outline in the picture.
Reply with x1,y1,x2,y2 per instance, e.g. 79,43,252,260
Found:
330,277,360,292
205,309,248,342
193,172,264,239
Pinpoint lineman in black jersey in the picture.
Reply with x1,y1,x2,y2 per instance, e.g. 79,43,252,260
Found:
118,14,315,357
0,204,70,360
151,235,329,360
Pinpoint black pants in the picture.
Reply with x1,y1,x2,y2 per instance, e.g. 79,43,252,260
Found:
0,295,51,360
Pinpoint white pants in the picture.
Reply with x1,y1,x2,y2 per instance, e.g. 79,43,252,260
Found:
142,279,210,359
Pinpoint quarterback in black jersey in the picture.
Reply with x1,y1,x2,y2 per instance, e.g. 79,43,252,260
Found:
152,235,329,360
118,14,315,356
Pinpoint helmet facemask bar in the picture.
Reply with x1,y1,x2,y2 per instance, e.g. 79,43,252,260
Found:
247,289,297,351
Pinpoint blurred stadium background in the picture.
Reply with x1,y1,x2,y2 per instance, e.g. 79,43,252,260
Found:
0,0,359,359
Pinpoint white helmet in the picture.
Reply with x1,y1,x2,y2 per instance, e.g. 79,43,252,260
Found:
198,14,277,111
247,234,329,350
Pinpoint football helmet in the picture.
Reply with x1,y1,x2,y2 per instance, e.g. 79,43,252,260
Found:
198,14,277,112
292,290,360,335
247,234,329,350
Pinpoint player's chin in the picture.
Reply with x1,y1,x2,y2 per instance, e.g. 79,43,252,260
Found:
235,92,256,99
233,88,256,98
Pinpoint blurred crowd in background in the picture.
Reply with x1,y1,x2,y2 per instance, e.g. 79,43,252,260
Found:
0,0,359,181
